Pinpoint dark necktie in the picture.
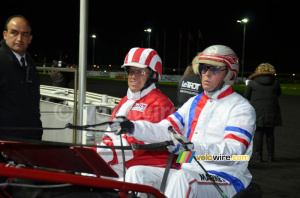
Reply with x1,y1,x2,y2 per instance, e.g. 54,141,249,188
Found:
21,57,26,67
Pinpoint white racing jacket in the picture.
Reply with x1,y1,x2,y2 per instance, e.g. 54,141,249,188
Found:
131,85,256,193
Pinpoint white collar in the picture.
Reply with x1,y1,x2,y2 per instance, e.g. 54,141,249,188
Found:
205,85,231,99
11,50,25,60
11,50,26,66
127,83,156,101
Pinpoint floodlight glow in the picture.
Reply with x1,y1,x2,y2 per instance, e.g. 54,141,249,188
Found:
144,28,152,33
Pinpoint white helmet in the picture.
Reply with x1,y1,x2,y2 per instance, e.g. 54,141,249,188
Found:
121,47,162,80
198,45,239,85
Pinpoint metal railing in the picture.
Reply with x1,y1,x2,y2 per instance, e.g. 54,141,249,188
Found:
37,67,78,142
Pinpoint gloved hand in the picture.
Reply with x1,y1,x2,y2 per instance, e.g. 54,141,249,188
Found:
167,132,194,155
110,116,134,136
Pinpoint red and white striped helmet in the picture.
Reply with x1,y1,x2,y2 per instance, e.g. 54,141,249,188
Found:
198,45,239,85
121,47,162,79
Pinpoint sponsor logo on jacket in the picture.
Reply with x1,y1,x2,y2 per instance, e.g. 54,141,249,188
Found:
132,103,148,112
198,174,228,183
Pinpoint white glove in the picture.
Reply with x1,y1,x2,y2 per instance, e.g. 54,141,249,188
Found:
167,133,194,155
110,116,134,135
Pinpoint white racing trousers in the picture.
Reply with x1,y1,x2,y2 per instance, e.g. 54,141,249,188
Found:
126,165,237,198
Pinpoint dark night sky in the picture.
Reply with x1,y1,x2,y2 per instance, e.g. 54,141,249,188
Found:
1,0,299,75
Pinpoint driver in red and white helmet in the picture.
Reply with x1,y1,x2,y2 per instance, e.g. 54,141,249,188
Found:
115,45,256,197
122,47,163,92
198,44,239,96
95,47,177,180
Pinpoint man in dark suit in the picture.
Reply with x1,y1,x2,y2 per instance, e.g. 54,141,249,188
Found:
0,15,43,142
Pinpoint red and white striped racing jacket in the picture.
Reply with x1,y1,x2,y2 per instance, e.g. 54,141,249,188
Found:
99,85,177,171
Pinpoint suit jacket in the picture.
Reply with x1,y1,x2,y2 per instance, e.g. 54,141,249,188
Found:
0,39,43,140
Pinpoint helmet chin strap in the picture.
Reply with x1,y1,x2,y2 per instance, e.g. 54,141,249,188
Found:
205,81,225,98
140,69,158,92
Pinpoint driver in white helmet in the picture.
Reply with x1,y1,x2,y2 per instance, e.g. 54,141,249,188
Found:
95,47,177,180
111,45,256,197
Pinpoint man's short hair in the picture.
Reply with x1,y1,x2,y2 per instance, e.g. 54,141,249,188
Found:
4,15,31,33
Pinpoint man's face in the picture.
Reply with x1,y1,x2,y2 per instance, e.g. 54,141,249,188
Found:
127,66,151,93
3,17,32,56
200,64,227,91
